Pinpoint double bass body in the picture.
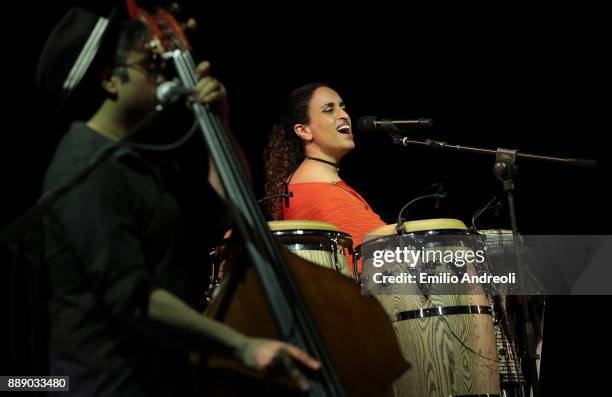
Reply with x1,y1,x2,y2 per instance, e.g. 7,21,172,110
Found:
205,242,409,396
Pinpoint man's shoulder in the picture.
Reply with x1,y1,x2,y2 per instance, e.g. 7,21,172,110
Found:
43,123,153,193
43,122,105,191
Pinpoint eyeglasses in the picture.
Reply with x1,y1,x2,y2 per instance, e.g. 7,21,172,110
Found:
114,58,172,79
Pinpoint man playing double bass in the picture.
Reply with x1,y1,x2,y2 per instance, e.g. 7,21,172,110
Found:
37,5,318,396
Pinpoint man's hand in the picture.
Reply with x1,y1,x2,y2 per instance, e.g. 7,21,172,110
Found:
147,289,319,390
192,60,229,120
237,338,321,391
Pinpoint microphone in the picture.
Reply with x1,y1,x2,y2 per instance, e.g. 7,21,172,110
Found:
493,198,505,217
156,81,193,105
356,116,433,133
434,182,446,209
283,185,293,208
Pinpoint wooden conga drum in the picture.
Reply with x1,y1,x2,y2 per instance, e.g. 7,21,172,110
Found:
360,219,500,397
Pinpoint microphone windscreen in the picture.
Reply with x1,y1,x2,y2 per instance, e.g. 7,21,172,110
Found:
355,116,377,133
156,81,192,104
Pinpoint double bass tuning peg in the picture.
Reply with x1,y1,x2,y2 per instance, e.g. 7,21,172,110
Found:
165,2,197,32
167,2,182,14
183,18,197,32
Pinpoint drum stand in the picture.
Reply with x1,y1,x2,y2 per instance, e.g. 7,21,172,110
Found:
390,131,597,397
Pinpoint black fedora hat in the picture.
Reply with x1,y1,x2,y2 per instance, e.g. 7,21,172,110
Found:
35,6,122,114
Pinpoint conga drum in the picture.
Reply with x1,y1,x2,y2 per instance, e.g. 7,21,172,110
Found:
207,220,355,302
267,220,354,278
359,219,500,397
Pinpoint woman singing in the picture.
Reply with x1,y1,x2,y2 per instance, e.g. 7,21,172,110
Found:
265,83,386,272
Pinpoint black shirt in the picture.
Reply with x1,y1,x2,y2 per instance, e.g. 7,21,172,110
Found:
43,122,220,396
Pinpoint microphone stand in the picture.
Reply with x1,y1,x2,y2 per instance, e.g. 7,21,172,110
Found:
391,133,597,397
397,136,597,168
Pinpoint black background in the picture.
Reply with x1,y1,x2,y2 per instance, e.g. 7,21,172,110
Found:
2,0,610,394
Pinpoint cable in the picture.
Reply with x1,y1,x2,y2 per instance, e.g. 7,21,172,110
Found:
438,314,500,364
258,192,293,205
127,116,198,151
396,192,444,233
471,194,501,231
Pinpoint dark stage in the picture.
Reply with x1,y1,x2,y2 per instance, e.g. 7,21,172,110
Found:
1,1,610,395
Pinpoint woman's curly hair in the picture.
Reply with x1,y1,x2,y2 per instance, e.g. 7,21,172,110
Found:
264,82,329,220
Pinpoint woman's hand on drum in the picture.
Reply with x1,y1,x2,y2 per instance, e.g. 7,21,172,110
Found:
237,338,321,391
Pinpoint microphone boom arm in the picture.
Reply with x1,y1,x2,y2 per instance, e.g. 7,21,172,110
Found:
396,137,597,167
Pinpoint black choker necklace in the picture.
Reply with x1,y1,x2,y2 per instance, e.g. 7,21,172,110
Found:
305,156,339,171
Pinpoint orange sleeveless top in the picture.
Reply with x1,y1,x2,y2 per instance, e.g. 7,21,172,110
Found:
283,181,386,272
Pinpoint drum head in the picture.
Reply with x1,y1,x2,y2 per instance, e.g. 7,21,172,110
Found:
362,219,470,250
268,220,340,232
368,218,467,238
223,220,342,239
